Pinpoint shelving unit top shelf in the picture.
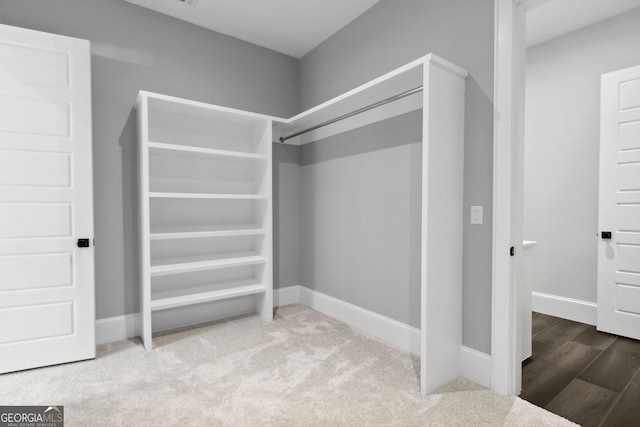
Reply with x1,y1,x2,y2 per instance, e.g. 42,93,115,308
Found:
138,90,287,126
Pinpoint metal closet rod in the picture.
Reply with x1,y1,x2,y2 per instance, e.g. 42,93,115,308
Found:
279,85,424,143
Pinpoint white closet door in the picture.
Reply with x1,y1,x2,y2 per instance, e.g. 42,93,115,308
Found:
597,65,640,340
0,24,95,373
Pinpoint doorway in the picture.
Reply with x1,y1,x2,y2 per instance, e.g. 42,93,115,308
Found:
492,0,640,396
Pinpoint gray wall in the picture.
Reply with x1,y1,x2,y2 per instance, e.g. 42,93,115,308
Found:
273,145,302,289
301,112,423,327
0,0,299,319
525,8,640,304
298,0,494,352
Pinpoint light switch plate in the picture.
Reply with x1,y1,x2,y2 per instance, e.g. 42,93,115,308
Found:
471,206,483,225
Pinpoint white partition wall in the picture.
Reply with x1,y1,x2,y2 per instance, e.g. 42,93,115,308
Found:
420,58,466,393
137,92,276,350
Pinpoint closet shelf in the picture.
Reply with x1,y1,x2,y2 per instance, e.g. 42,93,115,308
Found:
150,253,266,277
148,142,267,160
150,224,265,240
150,280,266,311
149,192,267,200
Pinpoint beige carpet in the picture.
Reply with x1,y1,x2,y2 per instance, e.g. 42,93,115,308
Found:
0,305,576,426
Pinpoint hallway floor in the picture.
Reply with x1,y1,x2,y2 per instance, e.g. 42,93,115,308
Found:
520,312,640,427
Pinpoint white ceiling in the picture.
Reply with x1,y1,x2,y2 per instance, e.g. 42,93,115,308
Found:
124,0,640,56
123,0,380,58
527,0,640,47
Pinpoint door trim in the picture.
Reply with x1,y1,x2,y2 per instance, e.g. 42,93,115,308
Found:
492,0,530,396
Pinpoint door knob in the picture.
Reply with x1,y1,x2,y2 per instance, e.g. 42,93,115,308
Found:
77,238,90,248
601,231,612,239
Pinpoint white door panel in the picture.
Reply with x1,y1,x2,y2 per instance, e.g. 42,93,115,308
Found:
617,245,640,272
0,203,73,238
618,205,640,231
0,24,94,374
619,120,640,151
620,79,640,110
0,43,70,86
0,150,72,187
616,285,640,314
598,65,640,340
0,253,73,291
0,302,76,345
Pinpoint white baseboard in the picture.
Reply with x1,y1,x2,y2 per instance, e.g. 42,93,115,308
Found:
95,313,141,345
294,286,491,388
297,286,421,356
95,285,492,389
460,346,492,388
95,289,299,345
532,291,597,325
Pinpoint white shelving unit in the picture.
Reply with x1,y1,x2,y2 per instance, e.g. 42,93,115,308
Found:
137,91,277,350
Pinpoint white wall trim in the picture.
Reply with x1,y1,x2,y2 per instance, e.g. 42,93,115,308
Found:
492,0,533,396
461,346,492,388
94,285,492,389
532,292,597,325
282,286,492,389
297,286,421,356
492,0,520,396
95,313,141,345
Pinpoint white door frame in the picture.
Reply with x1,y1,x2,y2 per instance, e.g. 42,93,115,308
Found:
492,0,546,396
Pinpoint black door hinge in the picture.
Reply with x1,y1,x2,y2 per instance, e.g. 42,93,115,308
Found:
510,246,515,256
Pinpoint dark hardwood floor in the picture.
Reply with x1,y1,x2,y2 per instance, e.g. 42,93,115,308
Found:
520,312,640,427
